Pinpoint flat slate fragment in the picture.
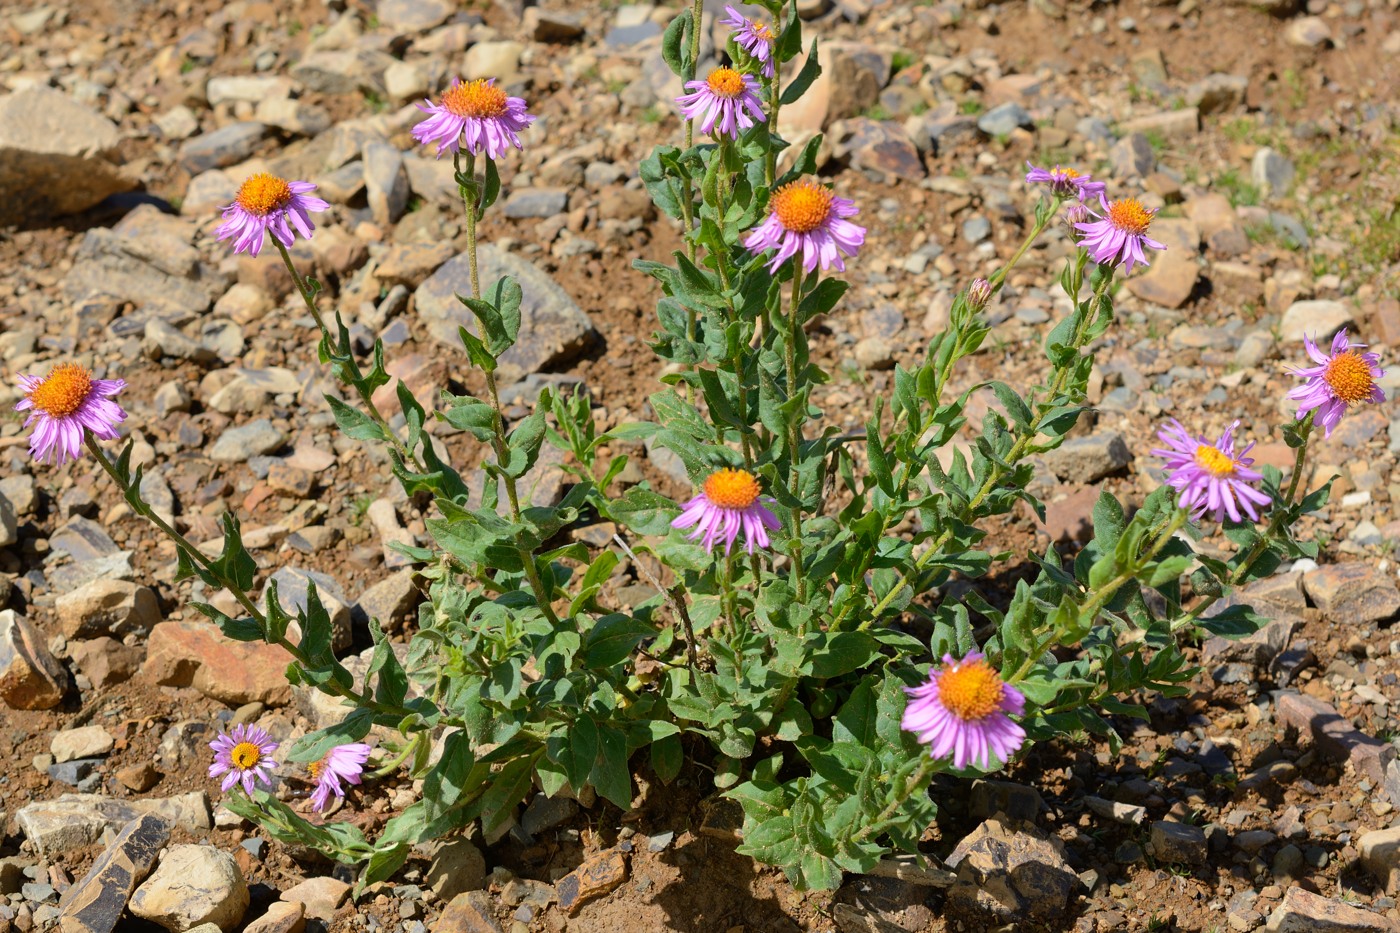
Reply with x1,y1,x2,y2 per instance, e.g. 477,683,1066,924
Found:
555,850,627,915
58,813,170,933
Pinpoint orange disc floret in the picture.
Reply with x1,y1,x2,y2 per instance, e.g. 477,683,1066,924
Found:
235,173,294,216
938,657,1006,722
770,179,834,233
703,468,762,510
441,78,509,118
27,363,93,418
706,67,746,99
1193,445,1239,478
1105,198,1153,236
1323,350,1377,404
751,22,774,41
231,742,264,769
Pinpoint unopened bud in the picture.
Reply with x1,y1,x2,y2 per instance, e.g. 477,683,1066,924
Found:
967,278,992,312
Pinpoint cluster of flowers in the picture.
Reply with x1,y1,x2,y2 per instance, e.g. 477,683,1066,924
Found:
209,723,371,812
9,19,1389,787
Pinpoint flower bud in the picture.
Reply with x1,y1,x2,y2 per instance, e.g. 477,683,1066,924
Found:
967,278,992,313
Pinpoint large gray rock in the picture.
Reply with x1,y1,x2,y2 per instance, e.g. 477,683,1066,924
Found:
179,122,267,175
945,816,1077,926
17,793,210,858
63,205,229,318
1042,432,1131,483
363,141,409,226
130,845,248,932
57,814,170,933
0,87,134,225
413,246,597,382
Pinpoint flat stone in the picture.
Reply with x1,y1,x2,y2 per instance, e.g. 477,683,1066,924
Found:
1110,133,1155,179
1361,827,1400,895
1148,820,1207,866
521,794,580,837
130,845,248,932
354,569,421,629
377,0,454,32
1276,692,1394,783
969,780,1044,823
17,793,209,859
1252,147,1296,198
502,188,569,219
57,814,170,933
1303,563,1400,625
524,8,586,41
364,141,409,227
254,99,332,137
1284,16,1331,48
0,87,133,225
244,902,306,933
945,816,1077,926
206,76,293,106
280,876,350,922
1120,108,1199,139
424,838,487,902
1265,886,1397,932
209,419,287,462
1280,299,1354,343
290,49,397,95
1187,73,1249,115
143,620,293,706
830,117,925,180
179,122,267,175
976,102,1033,137
69,637,144,689
51,725,115,764
1042,432,1131,483
1125,218,1199,308
0,609,66,710
463,41,524,80
376,241,455,288
56,579,160,640
414,245,597,382
435,891,503,933
556,849,627,915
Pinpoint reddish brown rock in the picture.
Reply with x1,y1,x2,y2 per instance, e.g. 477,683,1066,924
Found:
0,609,66,710
70,637,144,688
945,816,1077,926
1276,692,1394,783
1303,562,1400,625
432,891,502,933
1371,298,1400,347
143,620,292,706
1265,886,1398,932
1040,485,1100,543
556,850,627,915
1125,218,1200,309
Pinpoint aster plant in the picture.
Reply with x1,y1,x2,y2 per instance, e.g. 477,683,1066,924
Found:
23,0,1365,901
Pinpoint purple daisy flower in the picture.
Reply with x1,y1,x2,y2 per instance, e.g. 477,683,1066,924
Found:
675,67,766,139
901,652,1026,772
14,364,125,466
1151,419,1272,523
722,6,776,78
1024,161,1107,202
1075,195,1167,275
412,77,536,160
671,468,781,555
209,723,279,796
308,743,372,812
1286,329,1386,438
215,173,328,258
742,178,866,274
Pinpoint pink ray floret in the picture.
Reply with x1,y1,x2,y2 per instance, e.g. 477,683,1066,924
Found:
1151,419,1272,523
743,177,866,274
309,743,372,812
902,652,1026,772
14,363,125,466
1286,328,1385,438
209,722,280,796
215,173,328,257
413,77,536,159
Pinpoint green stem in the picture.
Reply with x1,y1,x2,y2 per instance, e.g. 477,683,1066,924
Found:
454,151,482,299
765,6,786,187
850,757,936,845
785,263,807,603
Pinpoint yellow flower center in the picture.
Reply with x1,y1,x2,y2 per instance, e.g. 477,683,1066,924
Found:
706,67,745,99
234,173,293,216
231,741,263,770
441,78,509,118
1193,444,1238,478
751,21,774,41
307,759,324,779
1323,350,1376,404
28,363,94,418
703,468,761,510
939,658,1005,722
770,179,834,233
1106,198,1152,236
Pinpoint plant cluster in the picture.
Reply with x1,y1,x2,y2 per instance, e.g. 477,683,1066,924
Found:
12,0,1387,894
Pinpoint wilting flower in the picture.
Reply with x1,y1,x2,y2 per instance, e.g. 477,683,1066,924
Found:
902,652,1026,772
216,173,328,257
209,723,279,796
1024,162,1106,202
672,467,781,555
1075,196,1166,275
675,67,766,139
413,77,536,159
1287,329,1386,438
743,178,866,274
722,6,776,78
308,743,372,812
1152,419,1271,523
967,278,992,312
15,364,125,466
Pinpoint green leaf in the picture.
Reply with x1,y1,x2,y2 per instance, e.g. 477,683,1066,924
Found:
458,326,497,373
662,11,690,78
550,716,598,792
651,732,683,784
504,407,548,478
210,512,258,593
286,708,373,763
325,394,388,442
590,725,633,809
580,614,655,668
609,487,681,536
806,632,881,679
439,395,498,441
481,158,501,214
780,39,820,106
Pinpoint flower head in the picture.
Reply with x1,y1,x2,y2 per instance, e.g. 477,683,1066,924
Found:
216,173,328,257
676,67,766,139
743,178,866,274
967,277,992,312
1286,329,1385,438
1151,419,1271,524
1062,202,1094,243
1024,162,1106,202
671,467,781,555
413,77,536,159
209,723,279,796
1075,196,1166,275
308,743,372,812
15,364,126,466
722,6,776,77
902,652,1026,771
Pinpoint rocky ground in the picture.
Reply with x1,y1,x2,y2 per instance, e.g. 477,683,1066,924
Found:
2,0,1400,930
